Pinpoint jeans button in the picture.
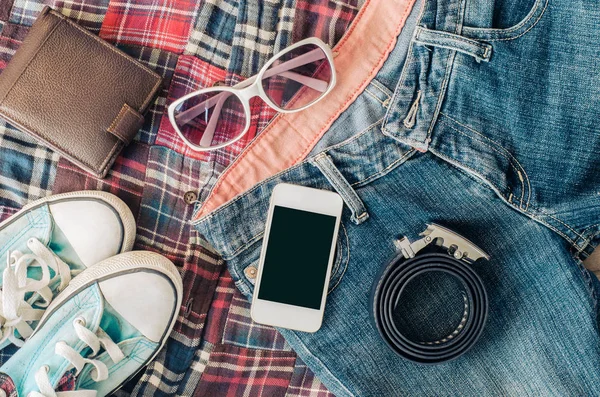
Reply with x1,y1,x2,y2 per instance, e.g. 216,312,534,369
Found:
245,266,257,279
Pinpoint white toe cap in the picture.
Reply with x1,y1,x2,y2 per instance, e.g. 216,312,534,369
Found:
49,199,129,267
99,270,177,342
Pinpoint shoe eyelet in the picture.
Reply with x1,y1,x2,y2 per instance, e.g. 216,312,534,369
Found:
42,364,50,372
73,317,86,327
28,238,35,245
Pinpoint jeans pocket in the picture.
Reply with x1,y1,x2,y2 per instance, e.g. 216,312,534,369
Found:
461,0,548,41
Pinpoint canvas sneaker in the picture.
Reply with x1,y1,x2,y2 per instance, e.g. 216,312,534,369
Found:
0,251,182,397
0,191,136,348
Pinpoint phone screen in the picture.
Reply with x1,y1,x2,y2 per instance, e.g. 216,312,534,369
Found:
257,205,338,310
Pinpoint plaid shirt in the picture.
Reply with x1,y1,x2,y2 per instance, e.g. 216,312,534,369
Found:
0,0,360,395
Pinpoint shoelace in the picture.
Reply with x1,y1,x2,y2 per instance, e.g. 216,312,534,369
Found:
0,238,73,346
30,317,125,397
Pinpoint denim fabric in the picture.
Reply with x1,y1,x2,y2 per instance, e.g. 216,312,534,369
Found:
195,0,600,395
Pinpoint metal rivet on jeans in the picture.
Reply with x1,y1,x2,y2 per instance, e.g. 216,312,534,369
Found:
183,191,198,205
245,266,257,279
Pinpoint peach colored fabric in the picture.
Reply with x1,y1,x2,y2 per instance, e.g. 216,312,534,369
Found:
194,0,417,221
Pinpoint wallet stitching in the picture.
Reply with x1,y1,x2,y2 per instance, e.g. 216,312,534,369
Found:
107,105,130,137
47,9,161,112
107,104,144,143
0,14,63,106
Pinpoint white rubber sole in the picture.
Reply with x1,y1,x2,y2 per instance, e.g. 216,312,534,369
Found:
34,251,183,394
0,190,136,253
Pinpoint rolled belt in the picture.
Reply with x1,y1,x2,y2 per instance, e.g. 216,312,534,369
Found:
370,251,488,364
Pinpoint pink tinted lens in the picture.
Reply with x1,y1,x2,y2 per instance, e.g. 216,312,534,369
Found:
173,90,246,149
261,44,332,110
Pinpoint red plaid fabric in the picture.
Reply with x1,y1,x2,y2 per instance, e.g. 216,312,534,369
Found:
0,373,17,397
202,270,237,346
49,0,110,32
292,0,361,44
100,0,200,53
0,207,17,224
0,23,28,76
194,344,297,397
0,0,12,21
0,0,360,395
223,292,290,351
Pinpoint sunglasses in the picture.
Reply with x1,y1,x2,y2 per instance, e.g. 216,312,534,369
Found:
167,37,337,151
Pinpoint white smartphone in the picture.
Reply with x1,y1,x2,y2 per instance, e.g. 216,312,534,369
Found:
251,183,344,333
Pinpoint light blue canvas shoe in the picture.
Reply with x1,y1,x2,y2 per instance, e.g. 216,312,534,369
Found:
0,251,182,397
0,191,136,348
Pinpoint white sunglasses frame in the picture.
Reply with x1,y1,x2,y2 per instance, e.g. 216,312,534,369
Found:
167,37,337,152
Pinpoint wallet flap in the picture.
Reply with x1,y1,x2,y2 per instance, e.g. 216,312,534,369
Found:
107,104,145,145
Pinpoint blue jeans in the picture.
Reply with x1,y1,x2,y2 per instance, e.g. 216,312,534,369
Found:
195,0,600,394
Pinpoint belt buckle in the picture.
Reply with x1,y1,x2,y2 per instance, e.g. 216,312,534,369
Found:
395,223,489,262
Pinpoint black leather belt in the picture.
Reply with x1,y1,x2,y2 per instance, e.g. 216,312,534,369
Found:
369,224,489,364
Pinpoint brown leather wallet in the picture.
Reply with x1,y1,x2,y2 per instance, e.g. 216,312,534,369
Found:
0,7,162,178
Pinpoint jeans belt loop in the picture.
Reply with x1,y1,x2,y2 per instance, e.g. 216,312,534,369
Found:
414,26,493,63
312,153,369,225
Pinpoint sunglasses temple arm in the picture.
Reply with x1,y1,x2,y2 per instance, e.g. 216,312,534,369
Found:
199,92,230,148
277,71,328,92
174,92,232,125
263,48,326,77
261,49,329,91
176,49,329,124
